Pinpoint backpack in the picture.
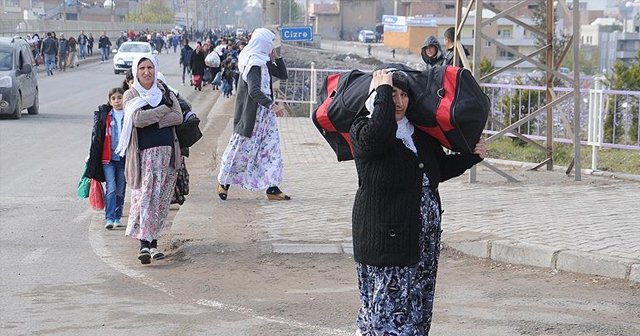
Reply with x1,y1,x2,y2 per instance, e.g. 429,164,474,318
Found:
311,70,372,161
406,65,489,153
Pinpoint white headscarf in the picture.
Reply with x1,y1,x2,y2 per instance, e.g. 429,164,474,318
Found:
238,28,275,82
156,71,178,96
115,55,162,156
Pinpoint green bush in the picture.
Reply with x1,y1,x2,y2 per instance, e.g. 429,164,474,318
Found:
486,138,640,175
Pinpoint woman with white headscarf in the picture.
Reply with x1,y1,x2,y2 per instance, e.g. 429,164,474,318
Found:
216,28,290,201
116,55,183,265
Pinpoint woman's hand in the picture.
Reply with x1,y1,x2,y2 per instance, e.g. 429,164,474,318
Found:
372,69,393,89
474,138,487,158
272,103,285,117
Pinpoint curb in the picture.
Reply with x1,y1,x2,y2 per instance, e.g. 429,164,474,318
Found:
443,231,640,283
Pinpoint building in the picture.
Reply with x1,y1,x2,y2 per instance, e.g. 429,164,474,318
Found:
310,0,377,41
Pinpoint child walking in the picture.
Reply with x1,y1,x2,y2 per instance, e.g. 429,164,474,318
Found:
85,88,127,229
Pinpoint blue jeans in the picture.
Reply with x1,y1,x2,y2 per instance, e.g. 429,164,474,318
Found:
79,44,87,59
44,53,56,74
103,159,126,222
101,47,109,61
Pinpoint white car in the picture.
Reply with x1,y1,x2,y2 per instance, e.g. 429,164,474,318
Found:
112,41,158,75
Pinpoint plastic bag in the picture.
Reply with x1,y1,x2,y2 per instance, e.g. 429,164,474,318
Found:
77,162,90,198
89,179,105,210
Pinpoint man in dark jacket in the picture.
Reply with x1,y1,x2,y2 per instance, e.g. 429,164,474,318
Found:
41,32,57,76
98,31,111,63
443,27,470,67
57,33,69,72
421,36,444,68
180,39,193,85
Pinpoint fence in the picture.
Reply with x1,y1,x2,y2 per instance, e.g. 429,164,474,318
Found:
275,67,640,170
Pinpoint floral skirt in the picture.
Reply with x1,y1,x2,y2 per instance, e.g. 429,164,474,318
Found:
355,175,442,336
217,106,283,191
126,146,177,242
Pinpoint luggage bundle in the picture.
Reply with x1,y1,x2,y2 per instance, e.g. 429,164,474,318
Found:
311,64,490,161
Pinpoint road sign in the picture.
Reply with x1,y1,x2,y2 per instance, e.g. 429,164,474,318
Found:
280,26,313,42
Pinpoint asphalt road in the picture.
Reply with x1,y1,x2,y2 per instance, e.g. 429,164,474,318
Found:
0,47,638,336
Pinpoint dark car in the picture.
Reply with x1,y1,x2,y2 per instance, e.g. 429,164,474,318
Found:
0,36,39,119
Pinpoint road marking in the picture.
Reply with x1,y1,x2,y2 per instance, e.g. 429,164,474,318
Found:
83,209,351,335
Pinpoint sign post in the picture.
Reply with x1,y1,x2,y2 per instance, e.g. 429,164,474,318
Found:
280,26,314,42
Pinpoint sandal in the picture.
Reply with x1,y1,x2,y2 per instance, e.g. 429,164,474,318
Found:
150,248,165,260
217,183,230,200
266,186,291,201
138,248,151,265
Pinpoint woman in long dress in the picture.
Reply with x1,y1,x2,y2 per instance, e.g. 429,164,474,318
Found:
350,69,485,334
116,56,183,264
216,28,290,201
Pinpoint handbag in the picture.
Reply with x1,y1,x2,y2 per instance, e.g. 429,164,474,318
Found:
176,111,203,148
77,162,90,198
89,179,105,210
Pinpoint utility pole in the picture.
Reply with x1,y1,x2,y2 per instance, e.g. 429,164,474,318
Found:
62,0,66,21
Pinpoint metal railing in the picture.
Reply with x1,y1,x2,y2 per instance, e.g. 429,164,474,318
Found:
275,67,640,168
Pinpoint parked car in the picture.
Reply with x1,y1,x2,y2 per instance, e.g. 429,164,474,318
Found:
358,30,376,43
0,36,39,119
112,41,158,75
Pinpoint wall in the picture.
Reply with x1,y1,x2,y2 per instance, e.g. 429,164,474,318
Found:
340,0,377,40
315,14,340,40
383,26,437,55
0,19,174,38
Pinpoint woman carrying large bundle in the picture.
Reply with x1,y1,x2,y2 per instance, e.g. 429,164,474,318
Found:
350,69,486,335
215,28,290,201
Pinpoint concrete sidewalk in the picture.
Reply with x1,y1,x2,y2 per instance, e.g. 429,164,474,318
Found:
171,97,640,283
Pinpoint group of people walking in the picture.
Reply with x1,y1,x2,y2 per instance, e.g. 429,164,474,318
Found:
38,30,95,76
82,27,291,266
79,26,485,335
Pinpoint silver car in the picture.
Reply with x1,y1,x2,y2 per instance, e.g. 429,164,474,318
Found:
0,37,39,119
112,41,158,75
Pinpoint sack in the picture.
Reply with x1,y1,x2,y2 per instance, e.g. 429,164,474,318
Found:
176,111,203,148
406,65,489,153
89,179,105,210
205,51,220,67
311,70,372,161
191,74,202,87
212,71,222,86
77,162,90,198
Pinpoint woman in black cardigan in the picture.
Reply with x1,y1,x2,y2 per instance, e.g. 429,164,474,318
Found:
350,69,485,335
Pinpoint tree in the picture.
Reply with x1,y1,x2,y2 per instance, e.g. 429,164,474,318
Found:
497,77,544,138
604,55,640,144
279,0,303,25
479,57,494,77
127,1,173,24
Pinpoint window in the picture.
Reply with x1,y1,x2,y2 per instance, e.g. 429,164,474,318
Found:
445,4,455,9
499,51,514,58
502,30,511,38
484,41,492,47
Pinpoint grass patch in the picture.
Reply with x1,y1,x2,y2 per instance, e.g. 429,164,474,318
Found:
486,138,640,175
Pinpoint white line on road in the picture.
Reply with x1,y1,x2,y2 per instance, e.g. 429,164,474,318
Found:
83,209,351,335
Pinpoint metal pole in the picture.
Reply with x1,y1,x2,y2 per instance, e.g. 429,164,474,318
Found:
310,61,316,118
305,0,309,26
545,0,554,171
470,0,483,183
572,0,581,180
